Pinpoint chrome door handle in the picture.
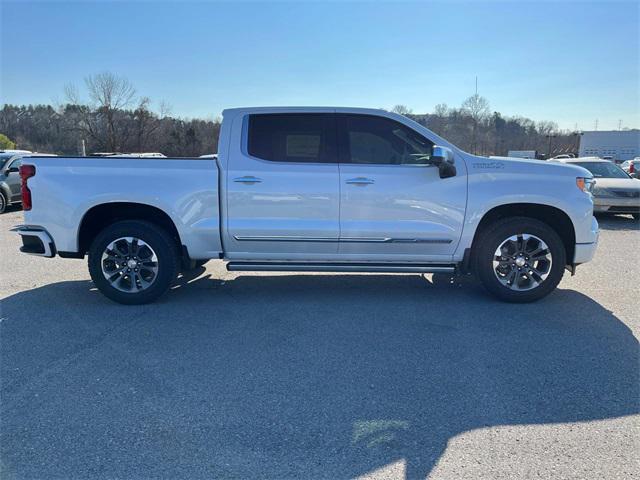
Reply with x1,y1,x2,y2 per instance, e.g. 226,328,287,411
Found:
233,176,262,184
346,177,375,185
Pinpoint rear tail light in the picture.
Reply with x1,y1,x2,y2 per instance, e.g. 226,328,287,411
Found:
19,164,36,211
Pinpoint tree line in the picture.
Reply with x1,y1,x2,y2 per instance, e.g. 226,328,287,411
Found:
391,99,580,158
0,72,579,158
0,73,220,156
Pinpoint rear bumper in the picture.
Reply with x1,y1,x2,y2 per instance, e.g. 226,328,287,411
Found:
11,225,56,257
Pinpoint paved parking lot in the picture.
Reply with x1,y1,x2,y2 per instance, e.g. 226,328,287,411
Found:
1,208,638,480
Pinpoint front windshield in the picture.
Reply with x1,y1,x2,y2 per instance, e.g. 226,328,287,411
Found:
573,161,629,179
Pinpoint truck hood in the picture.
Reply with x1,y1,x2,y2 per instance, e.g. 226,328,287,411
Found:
591,177,640,190
466,154,592,178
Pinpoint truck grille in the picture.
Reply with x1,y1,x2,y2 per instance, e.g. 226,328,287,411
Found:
611,190,640,199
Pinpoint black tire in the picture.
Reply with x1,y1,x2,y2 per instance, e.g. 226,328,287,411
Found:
0,191,7,214
88,220,179,305
473,217,566,303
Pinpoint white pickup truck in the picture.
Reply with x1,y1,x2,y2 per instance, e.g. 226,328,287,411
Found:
13,107,598,304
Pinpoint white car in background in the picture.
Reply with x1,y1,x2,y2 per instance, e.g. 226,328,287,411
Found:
552,157,640,220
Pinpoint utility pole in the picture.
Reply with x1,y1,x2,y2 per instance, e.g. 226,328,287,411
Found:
546,134,557,158
618,119,623,130
595,119,598,131
475,76,478,95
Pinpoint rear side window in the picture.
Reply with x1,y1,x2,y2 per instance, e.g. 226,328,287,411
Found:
338,114,434,165
7,158,22,170
248,114,336,163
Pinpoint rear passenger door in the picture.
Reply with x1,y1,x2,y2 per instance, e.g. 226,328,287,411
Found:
225,113,340,259
337,114,466,261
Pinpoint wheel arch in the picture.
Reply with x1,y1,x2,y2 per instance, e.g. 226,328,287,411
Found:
77,202,183,255
471,203,576,266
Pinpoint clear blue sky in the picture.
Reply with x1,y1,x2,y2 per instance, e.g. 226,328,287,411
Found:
1,0,638,130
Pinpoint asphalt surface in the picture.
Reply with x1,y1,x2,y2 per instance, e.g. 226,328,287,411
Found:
1,207,638,480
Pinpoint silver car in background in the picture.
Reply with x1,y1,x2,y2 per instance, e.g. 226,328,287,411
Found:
0,152,56,213
553,157,640,220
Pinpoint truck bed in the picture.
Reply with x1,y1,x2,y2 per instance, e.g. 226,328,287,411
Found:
21,155,223,259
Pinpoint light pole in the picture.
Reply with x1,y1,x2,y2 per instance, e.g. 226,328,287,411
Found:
572,132,582,157
546,134,557,158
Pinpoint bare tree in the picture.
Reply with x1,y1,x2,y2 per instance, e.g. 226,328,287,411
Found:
65,72,138,152
391,104,413,116
86,72,136,151
461,94,490,122
461,94,490,154
433,103,449,117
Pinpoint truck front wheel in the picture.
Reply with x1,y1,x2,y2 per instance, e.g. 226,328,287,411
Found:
474,217,566,303
88,221,179,305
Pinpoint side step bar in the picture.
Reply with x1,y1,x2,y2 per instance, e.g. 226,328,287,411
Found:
226,262,456,274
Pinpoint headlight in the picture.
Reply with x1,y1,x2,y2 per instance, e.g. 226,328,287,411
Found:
576,177,595,193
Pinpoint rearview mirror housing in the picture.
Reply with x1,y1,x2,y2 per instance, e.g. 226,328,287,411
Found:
431,145,456,178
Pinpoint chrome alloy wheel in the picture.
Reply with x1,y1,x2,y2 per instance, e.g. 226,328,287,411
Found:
492,234,553,291
101,237,159,292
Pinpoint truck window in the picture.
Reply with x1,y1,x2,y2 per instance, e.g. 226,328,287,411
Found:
338,114,434,165
247,114,336,163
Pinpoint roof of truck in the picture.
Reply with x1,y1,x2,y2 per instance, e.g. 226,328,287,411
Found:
222,106,389,116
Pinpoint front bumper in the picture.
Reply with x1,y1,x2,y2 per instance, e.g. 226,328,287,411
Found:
11,225,56,257
574,241,597,264
573,215,598,265
593,196,640,214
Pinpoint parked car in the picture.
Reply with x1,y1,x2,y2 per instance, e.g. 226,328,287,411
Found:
620,158,640,178
0,150,31,169
89,152,166,158
1,153,55,213
12,107,598,304
552,157,639,219
107,153,166,158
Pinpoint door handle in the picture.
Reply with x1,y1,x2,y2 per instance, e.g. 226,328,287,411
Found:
233,176,262,184
346,177,375,185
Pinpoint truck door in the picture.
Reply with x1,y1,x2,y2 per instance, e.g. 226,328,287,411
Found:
225,113,340,259
336,114,466,262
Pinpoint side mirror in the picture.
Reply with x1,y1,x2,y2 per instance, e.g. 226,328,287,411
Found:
430,145,456,178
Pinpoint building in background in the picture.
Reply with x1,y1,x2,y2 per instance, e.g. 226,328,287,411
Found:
579,130,640,162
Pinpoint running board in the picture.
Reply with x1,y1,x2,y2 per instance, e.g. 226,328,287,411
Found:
226,262,456,274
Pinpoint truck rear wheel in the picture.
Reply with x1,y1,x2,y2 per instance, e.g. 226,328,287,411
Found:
88,221,179,305
474,217,566,303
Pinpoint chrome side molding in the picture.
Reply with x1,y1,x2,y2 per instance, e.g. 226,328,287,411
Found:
233,235,452,244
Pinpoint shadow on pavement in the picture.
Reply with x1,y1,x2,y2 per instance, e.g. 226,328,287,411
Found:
1,273,638,479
